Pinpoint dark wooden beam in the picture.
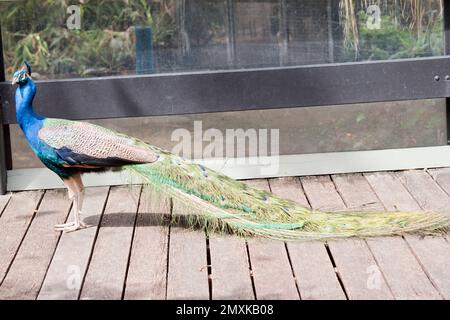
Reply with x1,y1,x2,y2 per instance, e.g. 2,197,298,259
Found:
0,23,7,194
2,56,450,125
444,0,450,144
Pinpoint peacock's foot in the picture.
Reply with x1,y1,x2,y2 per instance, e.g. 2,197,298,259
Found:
54,221,90,232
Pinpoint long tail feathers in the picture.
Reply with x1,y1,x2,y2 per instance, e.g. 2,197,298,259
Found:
124,153,450,241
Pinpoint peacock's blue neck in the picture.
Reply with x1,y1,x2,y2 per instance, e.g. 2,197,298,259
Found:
15,79,45,149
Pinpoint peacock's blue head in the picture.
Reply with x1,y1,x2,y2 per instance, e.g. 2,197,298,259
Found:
12,62,32,86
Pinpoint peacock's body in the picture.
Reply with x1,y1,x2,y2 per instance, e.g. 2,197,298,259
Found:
12,63,450,238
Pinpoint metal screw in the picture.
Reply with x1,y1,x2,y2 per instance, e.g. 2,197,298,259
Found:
434,75,440,81
446,75,450,81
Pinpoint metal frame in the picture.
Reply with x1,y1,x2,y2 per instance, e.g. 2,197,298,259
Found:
445,0,450,143
0,24,7,194
1,1,450,193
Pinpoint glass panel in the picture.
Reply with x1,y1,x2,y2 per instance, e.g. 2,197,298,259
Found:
0,0,444,79
10,99,446,169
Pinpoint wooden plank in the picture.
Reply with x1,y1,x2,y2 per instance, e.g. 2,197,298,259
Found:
0,191,44,283
425,167,450,195
124,187,170,300
331,174,384,211
300,175,346,211
0,190,71,299
268,177,309,207
244,178,272,192
395,170,450,299
80,185,140,300
403,235,450,299
247,238,299,300
366,237,442,299
244,179,299,300
398,170,450,211
428,168,450,243
366,171,449,299
326,239,393,300
334,173,440,299
430,167,450,244
268,177,345,300
209,235,254,300
37,187,109,300
0,193,11,218
364,172,445,299
286,241,346,300
364,172,421,212
301,175,393,300
166,200,209,300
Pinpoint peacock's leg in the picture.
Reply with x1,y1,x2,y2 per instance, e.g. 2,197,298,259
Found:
55,174,89,232
75,189,87,228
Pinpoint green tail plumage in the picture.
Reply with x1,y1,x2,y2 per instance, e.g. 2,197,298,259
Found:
124,147,450,240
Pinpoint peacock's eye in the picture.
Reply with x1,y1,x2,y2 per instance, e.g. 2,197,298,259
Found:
19,72,28,81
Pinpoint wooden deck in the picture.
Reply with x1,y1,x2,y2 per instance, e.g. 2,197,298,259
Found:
0,168,449,300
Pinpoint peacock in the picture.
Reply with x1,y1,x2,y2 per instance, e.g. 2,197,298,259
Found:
11,63,450,238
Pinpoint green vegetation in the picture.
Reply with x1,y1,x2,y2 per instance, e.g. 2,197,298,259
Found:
0,0,445,78
356,11,443,60
340,0,443,61
0,0,176,78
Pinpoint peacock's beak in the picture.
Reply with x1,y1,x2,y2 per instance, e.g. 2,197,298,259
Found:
11,78,17,85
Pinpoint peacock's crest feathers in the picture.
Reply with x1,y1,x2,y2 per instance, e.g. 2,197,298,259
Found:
23,61,32,76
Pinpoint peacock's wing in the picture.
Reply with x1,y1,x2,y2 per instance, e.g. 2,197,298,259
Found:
38,118,159,168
